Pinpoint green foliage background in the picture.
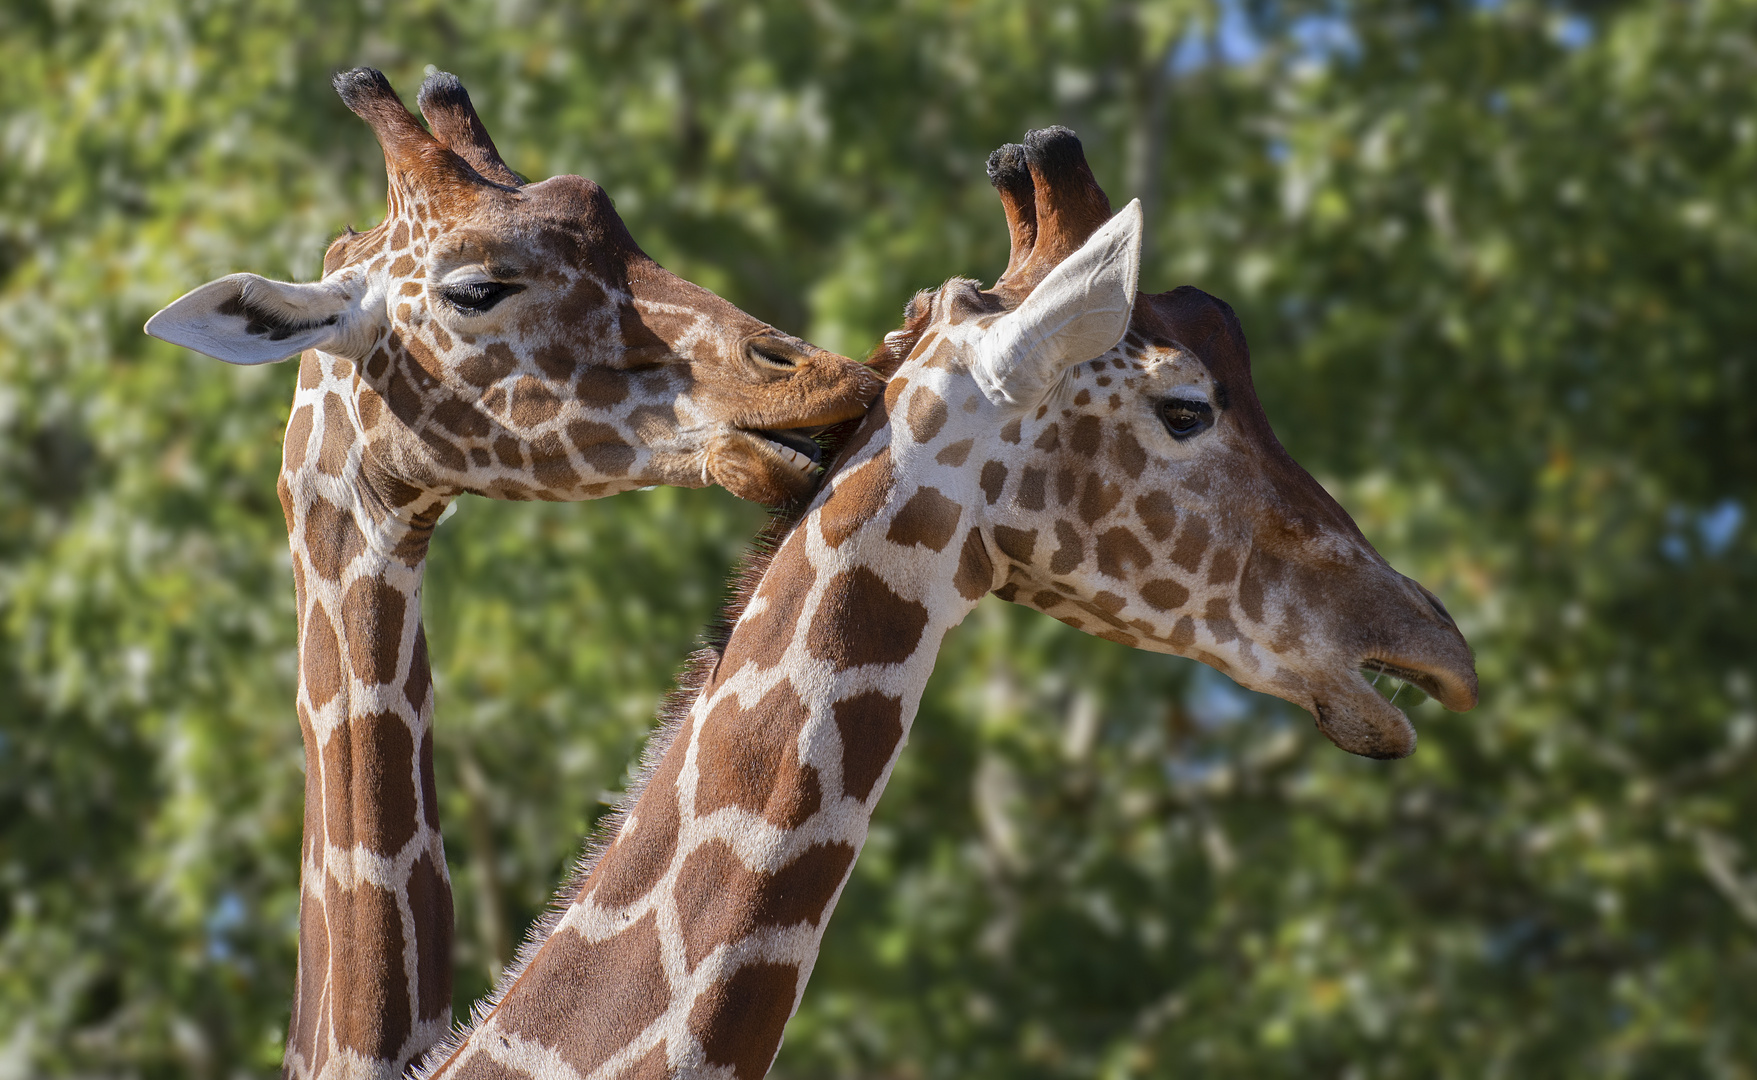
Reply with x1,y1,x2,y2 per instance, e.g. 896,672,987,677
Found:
2,0,1754,1076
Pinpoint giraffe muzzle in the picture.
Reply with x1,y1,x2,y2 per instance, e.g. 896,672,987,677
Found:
1307,616,1478,759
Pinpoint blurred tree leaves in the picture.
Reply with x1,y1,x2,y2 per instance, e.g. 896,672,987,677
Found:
1,0,1752,1077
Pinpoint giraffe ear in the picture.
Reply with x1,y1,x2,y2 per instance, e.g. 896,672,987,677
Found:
144,271,375,365
972,199,1142,407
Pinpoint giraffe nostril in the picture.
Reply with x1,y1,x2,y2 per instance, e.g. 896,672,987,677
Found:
1418,585,1456,628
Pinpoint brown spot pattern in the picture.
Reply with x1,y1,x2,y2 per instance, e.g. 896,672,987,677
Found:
1077,474,1123,524
1111,424,1147,478
323,711,418,857
531,431,583,491
406,850,453,1022
691,961,800,1080
625,1046,670,1080
1135,491,1179,541
317,393,353,476
499,914,668,1076
457,344,518,387
1170,519,1210,573
906,388,948,443
818,450,894,549
1204,596,1240,643
886,486,962,551
508,376,562,427
993,526,1037,563
1096,527,1153,578
405,626,432,716
302,603,342,708
674,841,749,970
979,461,1008,505
1050,520,1084,575
694,680,822,830
1070,415,1101,455
342,576,405,685
327,879,412,1057
304,496,366,581
674,840,856,972
807,567,930,669
1017,467,1047,511
1238,548,1284,624
567,417,619,450
935,438,973,467
432,397,490,439
574,366,628,409
1140,579,1191,611
1055,467,1078,507
292,891,328,1070
953,528,995,600
882,377,910,413
285,405,315,472
833,690,905,800
531,344,571,382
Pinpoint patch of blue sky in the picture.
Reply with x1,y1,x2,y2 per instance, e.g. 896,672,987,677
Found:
1661,498,1743,562
1553,12,1593,49
1290,10,1362,65
1187,664,1257,727
1699,498,1744,556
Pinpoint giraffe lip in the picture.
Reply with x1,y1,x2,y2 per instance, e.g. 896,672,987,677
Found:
1313,698,1417,760
1359,655,1476,712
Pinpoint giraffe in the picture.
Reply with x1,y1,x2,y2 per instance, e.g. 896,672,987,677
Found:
418,127,1478,1079
143,68,882,1080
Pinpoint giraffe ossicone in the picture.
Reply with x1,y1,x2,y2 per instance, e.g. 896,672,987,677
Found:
423,126,1476,1079
146,66,882,1080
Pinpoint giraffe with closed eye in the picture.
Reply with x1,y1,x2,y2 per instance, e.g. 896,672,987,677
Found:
418,127,1476,1079
145,68,881,1080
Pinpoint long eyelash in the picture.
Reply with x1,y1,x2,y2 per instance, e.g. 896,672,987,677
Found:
440,280,524,314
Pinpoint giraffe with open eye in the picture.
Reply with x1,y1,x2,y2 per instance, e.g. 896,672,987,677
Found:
145,68,882,1080
419,127,1476,1080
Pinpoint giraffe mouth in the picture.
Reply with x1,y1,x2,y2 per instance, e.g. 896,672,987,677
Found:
1358,659,1446,709
749,427,826,478
1307,650,1477,760
1358,655,1475,713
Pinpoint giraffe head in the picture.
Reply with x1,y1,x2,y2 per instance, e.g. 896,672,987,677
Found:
145,68,880,507
880,129,1476,758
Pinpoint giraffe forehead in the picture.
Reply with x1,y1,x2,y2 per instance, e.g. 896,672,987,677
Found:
424,229,545,278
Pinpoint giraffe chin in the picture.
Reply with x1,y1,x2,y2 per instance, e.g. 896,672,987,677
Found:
1311,692,1420,760
704,427,825,506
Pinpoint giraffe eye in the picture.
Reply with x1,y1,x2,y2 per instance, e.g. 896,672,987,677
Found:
439,280,525,314
1157,397,1213,440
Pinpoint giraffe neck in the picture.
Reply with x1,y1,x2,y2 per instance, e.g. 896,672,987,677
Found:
424,381,994,1079
282,362,454,1079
